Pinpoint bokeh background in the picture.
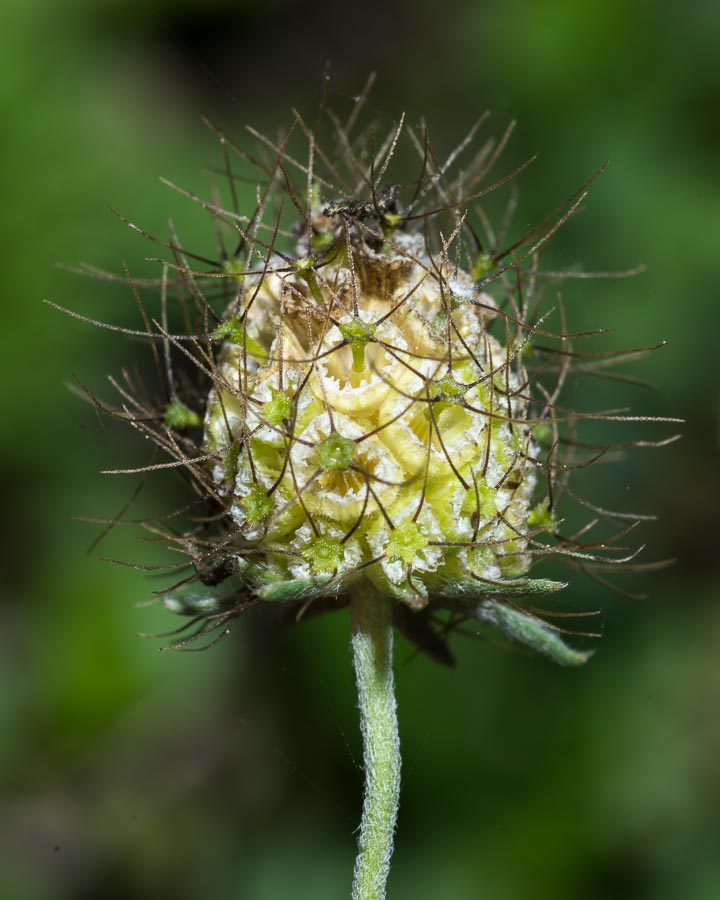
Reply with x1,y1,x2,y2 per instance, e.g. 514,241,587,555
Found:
2,0,719,897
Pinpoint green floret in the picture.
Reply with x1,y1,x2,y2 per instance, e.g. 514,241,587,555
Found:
263,388,293,427
240,483,274,524
164,399,202,429
303,538,345,575
339,320,378,373
316,433,357,471
528,497,554,531
211,315,267,360
386,522,429,565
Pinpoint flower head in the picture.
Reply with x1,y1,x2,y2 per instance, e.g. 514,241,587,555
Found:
75,92,676,664
205,208,536,610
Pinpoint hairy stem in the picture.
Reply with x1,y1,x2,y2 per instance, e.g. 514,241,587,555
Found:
350,589,401,900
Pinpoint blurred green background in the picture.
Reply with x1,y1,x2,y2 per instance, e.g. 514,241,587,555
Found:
2,0,719,897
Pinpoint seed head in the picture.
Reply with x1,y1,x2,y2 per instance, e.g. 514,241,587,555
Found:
70,88,677,663
204,203,537,611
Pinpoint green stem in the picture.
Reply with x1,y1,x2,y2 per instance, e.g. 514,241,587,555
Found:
350,589,401,900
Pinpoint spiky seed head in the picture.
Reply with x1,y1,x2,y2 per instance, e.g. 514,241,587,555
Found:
204,209,537,609
76,91,673,662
